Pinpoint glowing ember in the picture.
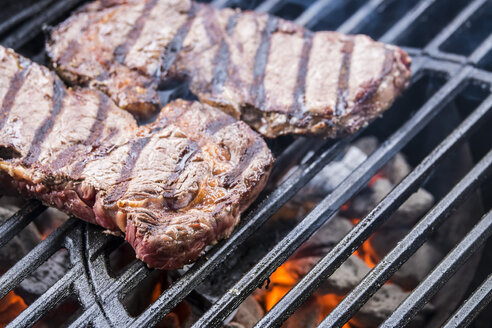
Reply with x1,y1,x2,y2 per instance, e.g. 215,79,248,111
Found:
0,291,27,328
148,276,191,328
259,170,390,327
353,236,380,269
260,261,351,328
368,172,385,188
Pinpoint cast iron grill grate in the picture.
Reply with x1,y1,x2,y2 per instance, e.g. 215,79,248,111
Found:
0,0,491,327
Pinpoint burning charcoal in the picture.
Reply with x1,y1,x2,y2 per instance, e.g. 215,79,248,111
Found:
298,217,354,255
228,296,264,328
352,284,434,328
0,204,42,271
370,227,407,260
383,188,434,229
317,256,370,295
17,249,70,304
34,208,68,237
300,146,367,197
372,178,394,204
283,297,321,328
391,242,443,290
272,146,367,222
383,153,412,185
347,189,374,218
354,136,379,156
225,323,246,328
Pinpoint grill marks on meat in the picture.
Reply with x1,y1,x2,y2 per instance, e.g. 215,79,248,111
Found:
24,79,66,166
335,38,355,117
0,58,31,131
0,47,273,269
114,0,159,64
251,16,279,112
47,0,411,138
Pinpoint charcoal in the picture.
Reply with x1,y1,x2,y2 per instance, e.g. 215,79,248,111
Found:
282,297,321,328
352,284,434,328
354,136,379,156
229,296,264,328
383,153,411,184
16,249,70,304
383,188,434,229
317,256,370,295
0,204,42,271
391,242,443,290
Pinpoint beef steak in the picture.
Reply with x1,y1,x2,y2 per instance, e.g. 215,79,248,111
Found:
0,46,273,269
47,0,411,138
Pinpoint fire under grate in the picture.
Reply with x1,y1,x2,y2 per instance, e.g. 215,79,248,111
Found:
1,0,492,327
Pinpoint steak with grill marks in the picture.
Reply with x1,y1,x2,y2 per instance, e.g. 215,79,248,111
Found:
47,0,411,138
0,47,273,269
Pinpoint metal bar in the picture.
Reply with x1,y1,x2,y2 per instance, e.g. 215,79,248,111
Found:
211,0,233,9
192,66,472,328
1,0,85,50
256,0,286,13
424,0,486,54
6,265,81,328
469,33,492,64
0,0,55,35
257,91,492,328
379,0,437,43
0,200,46,248
130,135,352,328
382,207,492,327
319,149,492,328
336,0,387,34
267,137,326,188
295,0,339,28
0,218,78,299
443,274,492,328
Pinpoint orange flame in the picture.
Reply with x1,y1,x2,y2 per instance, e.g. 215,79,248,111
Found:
260,170,388,326
261,263,351,328
149,277,191,328
354,236,379,268
0,291,27,328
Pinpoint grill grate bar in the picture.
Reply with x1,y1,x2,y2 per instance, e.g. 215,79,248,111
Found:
0,1,492,327
443,274,492,328
192,66,472,328
7,266,81,328
0,200,45,248
424,0,486,55
210,0,234,8
382,206,492,328
0,0,56,36
129,136,353,327
1,0,85,49
378,0,437,44
469,33,492,64
335,0,388,34
319,149,492,328
255,0,286,13
295,0,342,28
0,218,78,299
256,88,492,328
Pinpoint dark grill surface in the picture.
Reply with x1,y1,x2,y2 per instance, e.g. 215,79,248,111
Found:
0,0,492,327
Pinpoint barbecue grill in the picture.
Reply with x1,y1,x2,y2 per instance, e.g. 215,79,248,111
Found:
0,0,491,327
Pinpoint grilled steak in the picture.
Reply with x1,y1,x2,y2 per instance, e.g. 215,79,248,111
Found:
0,47,273,269
47,0,411,138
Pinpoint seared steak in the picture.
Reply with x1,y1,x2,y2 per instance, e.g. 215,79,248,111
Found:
47,0,411,138
0,47,273,269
